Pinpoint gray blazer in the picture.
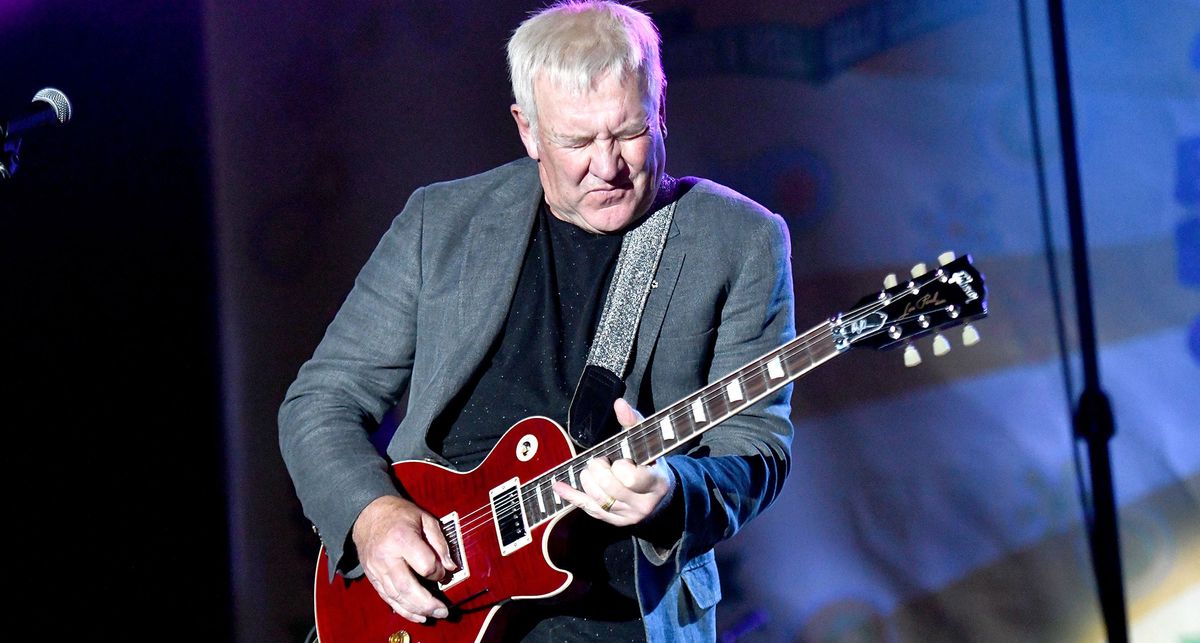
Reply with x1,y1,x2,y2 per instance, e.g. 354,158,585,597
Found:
279,158,795,640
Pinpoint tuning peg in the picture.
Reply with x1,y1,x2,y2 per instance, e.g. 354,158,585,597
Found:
932,334,951,356
938,251,956,266
962,324,980,346
910,263,927,278
883,273,898,289
903,344,922,367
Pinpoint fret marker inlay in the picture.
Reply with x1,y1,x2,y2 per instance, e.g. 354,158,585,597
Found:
767,357,785,379
660,417,675,440
515,317,861,530
726,380,744,402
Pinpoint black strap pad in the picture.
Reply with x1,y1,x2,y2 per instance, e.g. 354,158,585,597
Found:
568,364,626,448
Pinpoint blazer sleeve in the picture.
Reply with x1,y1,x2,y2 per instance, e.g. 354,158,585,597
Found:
636,209,795,573
278,187,428,576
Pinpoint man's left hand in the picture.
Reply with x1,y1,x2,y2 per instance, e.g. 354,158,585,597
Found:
553,398,675,526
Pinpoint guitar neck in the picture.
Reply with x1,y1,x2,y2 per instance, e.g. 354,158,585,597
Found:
519,320,841,527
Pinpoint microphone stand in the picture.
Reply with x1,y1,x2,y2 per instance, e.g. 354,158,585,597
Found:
1,136,22,180
1045,0,1129,640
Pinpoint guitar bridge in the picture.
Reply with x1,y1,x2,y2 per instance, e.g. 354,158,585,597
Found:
438,511,468,590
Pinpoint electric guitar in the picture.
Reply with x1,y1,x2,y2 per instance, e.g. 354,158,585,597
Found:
313,252,988,643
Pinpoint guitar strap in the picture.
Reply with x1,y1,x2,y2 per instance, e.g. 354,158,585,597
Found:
567,177,678,448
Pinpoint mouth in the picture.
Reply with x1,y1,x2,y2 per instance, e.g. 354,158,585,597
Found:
585,188,632,208
587,183,633,197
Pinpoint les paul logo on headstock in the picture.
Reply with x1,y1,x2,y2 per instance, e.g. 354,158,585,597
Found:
902,292,948,317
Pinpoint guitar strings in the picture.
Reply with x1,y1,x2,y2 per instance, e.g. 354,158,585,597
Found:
518,284,912,504
453,299,935,543
446,270,959,542
451,321,838,542
449,285,929,541
451,319,845,539
455,308,932,546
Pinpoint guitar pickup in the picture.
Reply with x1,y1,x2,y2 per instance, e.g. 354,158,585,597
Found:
438,511,469,590
490,478,532,556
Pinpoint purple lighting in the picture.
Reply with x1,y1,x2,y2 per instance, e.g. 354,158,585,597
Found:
0,0,34,24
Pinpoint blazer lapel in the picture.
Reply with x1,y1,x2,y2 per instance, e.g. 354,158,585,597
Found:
430,165,542,420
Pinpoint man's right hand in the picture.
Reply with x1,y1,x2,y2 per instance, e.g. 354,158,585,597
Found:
351,495,458,623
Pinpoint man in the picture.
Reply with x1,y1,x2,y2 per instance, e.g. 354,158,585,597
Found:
279,2,795,640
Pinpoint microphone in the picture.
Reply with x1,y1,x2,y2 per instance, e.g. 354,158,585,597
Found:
3,88,72,140
1,88,71,179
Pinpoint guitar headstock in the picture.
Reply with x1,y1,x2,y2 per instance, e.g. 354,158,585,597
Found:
831,252,988,364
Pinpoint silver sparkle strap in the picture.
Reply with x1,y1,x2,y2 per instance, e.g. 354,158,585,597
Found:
586,196,676,377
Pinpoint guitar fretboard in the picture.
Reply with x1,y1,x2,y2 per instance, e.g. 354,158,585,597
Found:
518,320,839,527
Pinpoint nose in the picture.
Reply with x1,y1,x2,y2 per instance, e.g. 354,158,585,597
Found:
589,138,624,182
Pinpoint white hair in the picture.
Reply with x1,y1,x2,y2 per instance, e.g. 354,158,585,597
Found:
507,1,665,135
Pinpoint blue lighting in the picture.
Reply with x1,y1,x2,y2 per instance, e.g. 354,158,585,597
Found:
1178,137,1200,206
1180,216,1200,286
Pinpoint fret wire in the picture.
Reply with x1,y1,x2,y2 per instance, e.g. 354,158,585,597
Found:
743,365,768,399
540,482,554,517
522,293,944,525
618,323,837,464
527,484,539,521
784,340,813,373
644,423,666,459
618,273,950,467
600,326,835,472
630,435,652,463
523,321,846,526
522,488,535,521
676,414,697,440
606,444,623,462
601,326,831,471
706,393,730,424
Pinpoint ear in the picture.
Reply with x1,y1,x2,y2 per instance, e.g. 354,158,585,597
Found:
511,104,540,161
656,95,668,140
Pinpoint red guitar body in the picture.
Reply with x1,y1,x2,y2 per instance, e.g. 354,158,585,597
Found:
314,417,578,643
311,253,990,642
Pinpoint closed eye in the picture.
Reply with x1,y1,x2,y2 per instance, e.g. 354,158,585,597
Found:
617,125,650,141
550,135,592,149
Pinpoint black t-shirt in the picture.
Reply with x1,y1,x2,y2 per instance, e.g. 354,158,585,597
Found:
430,203,647,642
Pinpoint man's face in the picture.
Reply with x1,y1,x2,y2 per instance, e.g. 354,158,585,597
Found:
513,73,665,234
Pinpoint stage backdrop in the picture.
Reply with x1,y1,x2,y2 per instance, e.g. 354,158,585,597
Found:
205,1,1198,641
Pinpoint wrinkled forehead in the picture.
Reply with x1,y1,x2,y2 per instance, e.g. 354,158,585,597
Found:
533,69,656,115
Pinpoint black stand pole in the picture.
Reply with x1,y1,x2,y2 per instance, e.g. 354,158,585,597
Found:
0,138,19,180
1044,1,1129,640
